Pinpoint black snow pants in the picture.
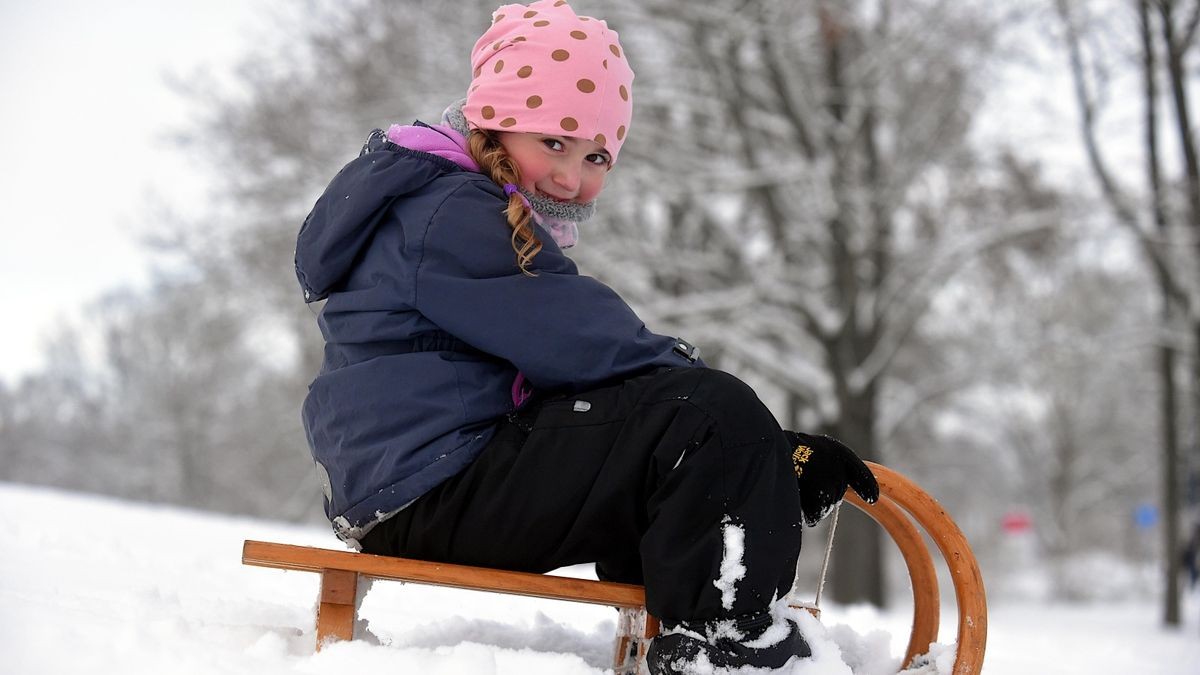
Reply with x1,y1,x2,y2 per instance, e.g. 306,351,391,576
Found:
359,366,803,624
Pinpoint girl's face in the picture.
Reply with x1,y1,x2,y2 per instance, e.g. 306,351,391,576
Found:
498,132,611,204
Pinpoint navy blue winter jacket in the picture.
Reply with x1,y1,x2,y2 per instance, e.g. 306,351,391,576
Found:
296,129,700,544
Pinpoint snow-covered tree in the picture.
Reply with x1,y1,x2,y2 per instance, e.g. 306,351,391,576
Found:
573,0,1060,604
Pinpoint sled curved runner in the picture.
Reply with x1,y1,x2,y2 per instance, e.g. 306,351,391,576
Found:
241,462,985,674
840,461,988,674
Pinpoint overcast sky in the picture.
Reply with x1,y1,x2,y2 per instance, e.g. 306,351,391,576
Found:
0,0,266,383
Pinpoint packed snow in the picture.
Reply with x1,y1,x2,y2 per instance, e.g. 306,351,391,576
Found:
1,482,1197,674
713,516,747,612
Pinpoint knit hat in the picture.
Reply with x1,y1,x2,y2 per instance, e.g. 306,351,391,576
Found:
464,0,635,163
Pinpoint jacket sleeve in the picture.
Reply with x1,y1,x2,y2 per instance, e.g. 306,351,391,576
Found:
412,180,701,391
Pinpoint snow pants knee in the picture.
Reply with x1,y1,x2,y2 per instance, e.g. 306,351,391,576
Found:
359,366,803,624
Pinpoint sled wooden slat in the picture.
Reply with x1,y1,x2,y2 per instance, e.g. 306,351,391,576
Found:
241,539,655,663
243,540,648,608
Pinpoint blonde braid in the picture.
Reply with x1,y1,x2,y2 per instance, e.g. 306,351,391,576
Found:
466,129,542,276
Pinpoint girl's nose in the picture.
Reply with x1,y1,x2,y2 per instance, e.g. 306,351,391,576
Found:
552,165,581,194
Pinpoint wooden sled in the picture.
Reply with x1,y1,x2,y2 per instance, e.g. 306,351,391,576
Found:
242,461,986,674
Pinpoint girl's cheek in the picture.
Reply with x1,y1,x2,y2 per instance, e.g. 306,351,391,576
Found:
582,173,607,201
517,159,548,187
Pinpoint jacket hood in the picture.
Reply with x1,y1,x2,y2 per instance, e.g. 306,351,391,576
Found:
295,127,474,303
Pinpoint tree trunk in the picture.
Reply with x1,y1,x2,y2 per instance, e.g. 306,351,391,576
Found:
818,1,886,606
1160,340,1183,626
827,379,885,605
1156,0,1199,626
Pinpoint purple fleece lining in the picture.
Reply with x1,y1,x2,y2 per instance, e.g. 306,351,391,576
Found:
386,123,480,172
511,371,533,409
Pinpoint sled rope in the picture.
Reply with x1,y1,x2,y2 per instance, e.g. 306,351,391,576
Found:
813,503,840,609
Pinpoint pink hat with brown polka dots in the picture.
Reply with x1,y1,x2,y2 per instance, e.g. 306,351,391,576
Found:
464,0,635,163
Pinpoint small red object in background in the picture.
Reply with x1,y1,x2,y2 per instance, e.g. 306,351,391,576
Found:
1001,510,1033,534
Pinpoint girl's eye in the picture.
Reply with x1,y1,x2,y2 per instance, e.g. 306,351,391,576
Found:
542,138,565,151
586,153,611,166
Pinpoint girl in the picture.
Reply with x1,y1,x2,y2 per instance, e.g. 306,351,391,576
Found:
295,1,878,672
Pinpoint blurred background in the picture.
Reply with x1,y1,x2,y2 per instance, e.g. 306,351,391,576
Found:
1,0,1197,627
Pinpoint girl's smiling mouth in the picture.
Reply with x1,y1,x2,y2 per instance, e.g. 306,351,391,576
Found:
538,190,576,203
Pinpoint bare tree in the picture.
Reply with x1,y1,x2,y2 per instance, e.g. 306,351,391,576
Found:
1055,0,1199,625
0,277,323,520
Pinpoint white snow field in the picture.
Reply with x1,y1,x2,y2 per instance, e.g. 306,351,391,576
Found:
1,482,1197,674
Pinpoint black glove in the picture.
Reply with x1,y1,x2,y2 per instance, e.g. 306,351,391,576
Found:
784,431,879,526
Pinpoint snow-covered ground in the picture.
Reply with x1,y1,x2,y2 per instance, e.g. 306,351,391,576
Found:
1,482,1196,674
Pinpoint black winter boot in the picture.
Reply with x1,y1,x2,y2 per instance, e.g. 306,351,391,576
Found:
646,612,811,674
